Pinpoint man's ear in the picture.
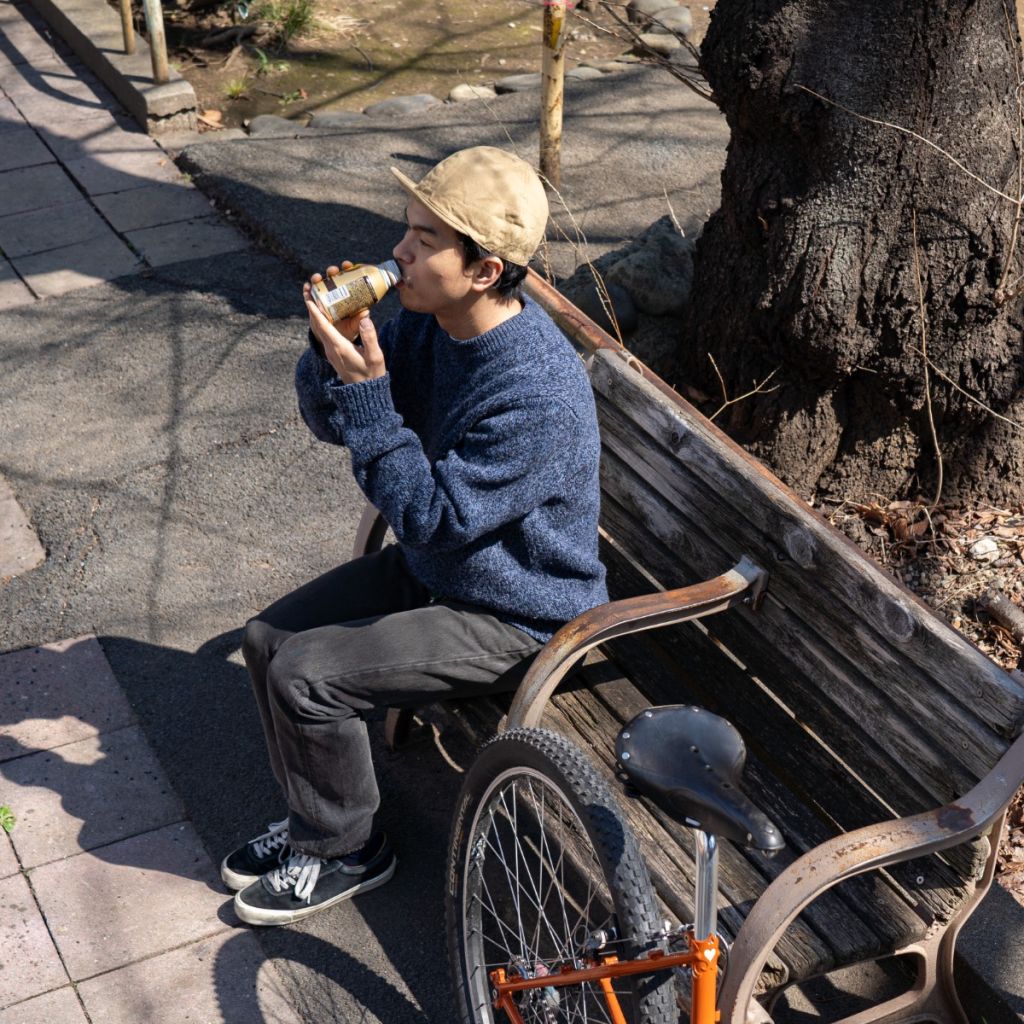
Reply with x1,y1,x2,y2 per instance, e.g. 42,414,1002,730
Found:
471,255,504,292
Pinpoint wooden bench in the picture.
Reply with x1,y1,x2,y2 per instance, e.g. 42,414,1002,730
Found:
354,270,1024,1023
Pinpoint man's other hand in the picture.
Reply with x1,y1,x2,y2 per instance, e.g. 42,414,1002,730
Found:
304,262,387,385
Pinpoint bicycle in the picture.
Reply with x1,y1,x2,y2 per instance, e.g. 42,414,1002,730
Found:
446,703,784,1024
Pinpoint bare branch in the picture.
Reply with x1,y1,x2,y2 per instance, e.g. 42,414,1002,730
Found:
911,208,943,508
707,355,781,421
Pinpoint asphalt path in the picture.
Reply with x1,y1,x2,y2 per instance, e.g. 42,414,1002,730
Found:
0,65,729,1023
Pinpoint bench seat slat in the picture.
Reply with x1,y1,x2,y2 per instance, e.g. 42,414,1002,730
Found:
590,350,1024,740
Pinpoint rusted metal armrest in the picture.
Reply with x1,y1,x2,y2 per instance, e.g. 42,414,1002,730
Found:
718,729,1024,1023
504,557,768,731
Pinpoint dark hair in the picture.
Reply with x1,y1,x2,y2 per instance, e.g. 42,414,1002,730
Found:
458,232,528,299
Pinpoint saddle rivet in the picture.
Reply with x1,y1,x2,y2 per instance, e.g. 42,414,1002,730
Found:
644,711,653,718
915,875,925,885
622,732,630,739
621,751,631,760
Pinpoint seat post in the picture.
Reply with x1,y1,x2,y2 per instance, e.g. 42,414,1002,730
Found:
694,830,718,941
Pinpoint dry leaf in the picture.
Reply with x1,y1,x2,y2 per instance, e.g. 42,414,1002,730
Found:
201,108,224,123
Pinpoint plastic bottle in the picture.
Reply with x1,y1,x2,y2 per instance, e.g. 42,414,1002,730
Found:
311,260,402,325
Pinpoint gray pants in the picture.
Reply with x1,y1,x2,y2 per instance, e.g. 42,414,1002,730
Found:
241,544,543,858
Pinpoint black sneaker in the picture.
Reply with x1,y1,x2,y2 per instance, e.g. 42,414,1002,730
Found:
220,819,292,891
233,832,396,926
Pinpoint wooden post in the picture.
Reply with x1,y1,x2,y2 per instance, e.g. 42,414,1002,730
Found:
119,0,135,55
141,0,169,83
540,0,568,188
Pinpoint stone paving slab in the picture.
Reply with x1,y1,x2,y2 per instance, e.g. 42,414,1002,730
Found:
11,230,142,296
36,116,154,161
0,125,51,173
64,144,183,196
31,821,230,980
77,930,302,1024
0,985,87,1024
94,181,216,232
0,257,31,309
0,95,25,132
0,829,17,880
125,216,250,267
0,198,108,258
0,471,45,582
0,635,134,763
0,162,80,218
0,871,67,1008
3,724,185,868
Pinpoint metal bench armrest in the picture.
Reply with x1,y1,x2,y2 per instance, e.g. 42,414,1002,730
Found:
504,557,767,730
719,728,1024,1022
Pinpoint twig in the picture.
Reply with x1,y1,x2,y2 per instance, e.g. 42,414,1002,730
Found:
663,187,685,236
201,23,259,47
794,84,1021,207
924,357,1024,432
351,42,374,72
707,355,780,421
911,208,943,508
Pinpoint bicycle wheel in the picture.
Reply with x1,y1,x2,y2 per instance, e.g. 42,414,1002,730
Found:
446,727,675,1024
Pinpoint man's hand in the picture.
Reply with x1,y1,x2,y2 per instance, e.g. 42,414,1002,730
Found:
304,262,387,385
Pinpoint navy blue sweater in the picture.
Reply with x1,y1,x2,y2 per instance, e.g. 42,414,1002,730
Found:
295,296,608,641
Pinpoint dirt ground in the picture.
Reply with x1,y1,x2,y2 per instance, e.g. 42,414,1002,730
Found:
161,0,713,129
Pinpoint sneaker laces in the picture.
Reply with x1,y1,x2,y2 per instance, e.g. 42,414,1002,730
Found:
252,819,290,861
266,853,323,903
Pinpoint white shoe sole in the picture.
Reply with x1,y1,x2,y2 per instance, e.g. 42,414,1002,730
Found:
234,856,398,926
220,856,260,892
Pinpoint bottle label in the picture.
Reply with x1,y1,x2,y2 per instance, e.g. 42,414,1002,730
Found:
319,274,378,322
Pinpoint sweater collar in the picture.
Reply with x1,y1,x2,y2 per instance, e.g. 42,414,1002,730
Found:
437,295,541,362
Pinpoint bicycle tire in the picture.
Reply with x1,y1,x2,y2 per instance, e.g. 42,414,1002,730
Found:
446,727,675,1024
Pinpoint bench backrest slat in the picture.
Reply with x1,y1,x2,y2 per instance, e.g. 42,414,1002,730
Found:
589,349,1024,804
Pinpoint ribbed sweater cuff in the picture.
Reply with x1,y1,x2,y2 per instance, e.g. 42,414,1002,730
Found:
328,374,394,425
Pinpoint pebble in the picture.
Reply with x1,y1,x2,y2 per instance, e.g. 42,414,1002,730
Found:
494,72,544,94
647,6,693,36
362,94,442,117
970,537,1000,562
627,0,680,27
448,83,498,102
635,32,683,55
245,114,308,138
566,66,605,80
307,111,368,130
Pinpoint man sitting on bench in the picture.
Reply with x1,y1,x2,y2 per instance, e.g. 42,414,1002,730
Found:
221,145,610,926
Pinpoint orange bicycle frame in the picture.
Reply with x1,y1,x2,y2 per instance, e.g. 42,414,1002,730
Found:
490,932,721,1024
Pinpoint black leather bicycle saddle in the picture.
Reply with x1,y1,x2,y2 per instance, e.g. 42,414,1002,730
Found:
615,705,784,852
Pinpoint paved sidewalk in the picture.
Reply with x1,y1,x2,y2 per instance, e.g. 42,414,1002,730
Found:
0,0,248,309
0,636,299,1022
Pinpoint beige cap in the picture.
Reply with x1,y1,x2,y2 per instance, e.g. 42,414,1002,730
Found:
391,146,549,266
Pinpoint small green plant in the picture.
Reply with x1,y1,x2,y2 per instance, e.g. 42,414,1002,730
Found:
0,806,15,833
252,47,290,76
224,77,249,100
256,0,316,46
279,89,302,105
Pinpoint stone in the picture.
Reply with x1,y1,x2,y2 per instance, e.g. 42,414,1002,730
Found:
448,83,498,102
63,146,184,196
604,215,696,316
635,31,683,56
578,59,629,73
93,182,215,233
494,72,543,94
0,127,53,174
574,280,638,337
307,110,368,130
970,537,1000,562
0,163,81,219
362,93,441,117
566,66,605,81
647,5,693,36
627,0,679,27
245,114,307,138
0,985,88,1023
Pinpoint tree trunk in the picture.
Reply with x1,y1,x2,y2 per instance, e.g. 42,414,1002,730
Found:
676,0,1024,505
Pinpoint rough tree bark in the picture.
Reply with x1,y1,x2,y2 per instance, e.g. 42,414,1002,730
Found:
676,0,1024,505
